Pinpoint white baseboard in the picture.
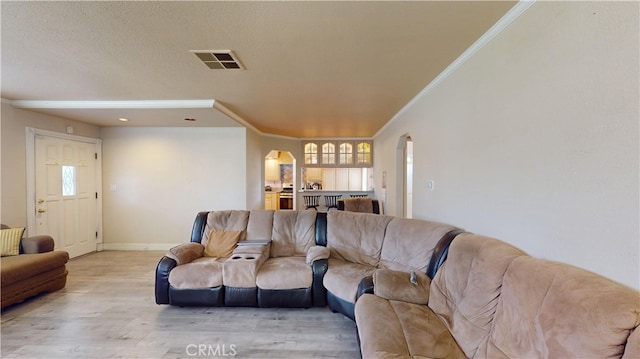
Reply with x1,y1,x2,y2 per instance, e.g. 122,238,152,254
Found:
100,243,180,251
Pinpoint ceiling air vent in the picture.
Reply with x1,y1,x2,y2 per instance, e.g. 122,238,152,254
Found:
192,50,244,70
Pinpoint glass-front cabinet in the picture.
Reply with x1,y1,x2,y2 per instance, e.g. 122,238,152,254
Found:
301,139,373,191
303,142,318,165
303,140,372,167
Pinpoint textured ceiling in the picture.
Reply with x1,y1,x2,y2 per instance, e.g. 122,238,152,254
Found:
1,1,516,138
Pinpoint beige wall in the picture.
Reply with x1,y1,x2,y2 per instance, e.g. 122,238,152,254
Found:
374,1,639,289
245,128,263,210
101,127,247,249
0,104,101,227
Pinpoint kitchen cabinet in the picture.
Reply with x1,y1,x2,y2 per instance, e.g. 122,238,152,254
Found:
265,159,279,181
265,192,280,210
355,141,372,166
348,168,363,190
306,167,322,182
302,140,373,167
322,168,336,191
335,168,349,191
303,167,372,191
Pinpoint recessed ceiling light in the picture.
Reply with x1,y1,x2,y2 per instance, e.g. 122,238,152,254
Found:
118,118,129,122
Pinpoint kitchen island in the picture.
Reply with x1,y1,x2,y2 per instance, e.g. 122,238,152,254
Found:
297,190,375,211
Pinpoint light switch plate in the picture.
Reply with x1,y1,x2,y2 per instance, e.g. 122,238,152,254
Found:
426,180,435,190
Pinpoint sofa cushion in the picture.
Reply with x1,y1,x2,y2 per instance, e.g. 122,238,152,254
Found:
479,256,640,358
1,228,24,257
373,268,431,305
356,293,466,359
323,258,376,303
246,210,274,240
270,210,316,257
168,257,225,289
380,217,457,272
0,251,69,287
201,210,249,247
327,211,392,267
429,234,526,357
204,230,242,258
256,257,312,290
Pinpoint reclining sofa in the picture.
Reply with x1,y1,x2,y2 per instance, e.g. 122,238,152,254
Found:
156,210,330,307
155,209,459,309
156,210,639,358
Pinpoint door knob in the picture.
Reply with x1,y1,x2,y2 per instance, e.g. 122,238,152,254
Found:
37,208,46,213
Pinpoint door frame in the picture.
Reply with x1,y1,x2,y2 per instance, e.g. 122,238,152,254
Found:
25,127,103,248
396,134,413,218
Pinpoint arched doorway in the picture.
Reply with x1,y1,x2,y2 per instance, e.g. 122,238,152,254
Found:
264,150,296,210
396,135,413,218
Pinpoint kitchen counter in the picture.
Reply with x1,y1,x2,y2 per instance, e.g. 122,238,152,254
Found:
297,190,375,211
298,189,373,193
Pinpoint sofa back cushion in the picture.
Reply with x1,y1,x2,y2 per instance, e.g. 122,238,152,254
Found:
478,256,640,359
270,210,317,257
327,211,392,267
429,234,526,358
246,210,274,240
201,210,249,248
379,217,457,273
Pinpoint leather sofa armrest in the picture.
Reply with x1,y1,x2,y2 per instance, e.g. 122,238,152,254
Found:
21,235,55,254
356,275,374,301
312,258,328,307
165,242,204,265
306,245,330,265
372,268,431,305
155,256,177,304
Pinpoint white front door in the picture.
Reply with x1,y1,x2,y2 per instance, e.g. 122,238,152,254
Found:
33,134,98,258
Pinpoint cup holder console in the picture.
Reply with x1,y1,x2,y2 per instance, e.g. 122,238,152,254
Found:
223,252,267,289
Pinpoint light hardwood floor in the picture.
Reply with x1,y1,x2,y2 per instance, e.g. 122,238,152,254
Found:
1,251,360,358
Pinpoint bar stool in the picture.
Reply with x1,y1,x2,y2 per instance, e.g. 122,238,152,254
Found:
350,194,369,198
303,195,321,210
324,194,342,210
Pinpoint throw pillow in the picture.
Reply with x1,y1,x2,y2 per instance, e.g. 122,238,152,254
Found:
0,227,25,257
204,229,242,258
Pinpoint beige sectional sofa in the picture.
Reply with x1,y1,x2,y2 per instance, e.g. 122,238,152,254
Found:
355,234,640,358
156,210,639,358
